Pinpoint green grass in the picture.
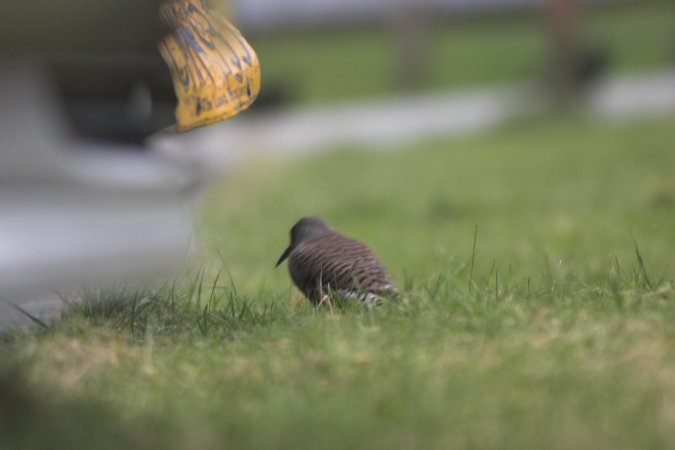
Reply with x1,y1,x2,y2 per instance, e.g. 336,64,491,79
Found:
252,3,675,104
2,113,674,449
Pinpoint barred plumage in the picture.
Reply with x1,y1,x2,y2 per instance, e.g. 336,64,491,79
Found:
276,217,398,307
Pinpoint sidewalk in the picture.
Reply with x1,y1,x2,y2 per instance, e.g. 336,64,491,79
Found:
162,70,675,166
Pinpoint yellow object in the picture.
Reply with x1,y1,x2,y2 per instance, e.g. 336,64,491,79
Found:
159,0,261,132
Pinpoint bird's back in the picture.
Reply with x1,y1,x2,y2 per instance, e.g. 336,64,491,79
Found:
288,232,397,306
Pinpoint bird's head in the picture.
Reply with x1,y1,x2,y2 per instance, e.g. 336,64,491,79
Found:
276,216,333,267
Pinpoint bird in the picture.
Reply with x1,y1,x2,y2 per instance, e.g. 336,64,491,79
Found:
276,217,398,307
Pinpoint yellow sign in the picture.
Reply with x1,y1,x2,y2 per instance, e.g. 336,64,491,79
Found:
159,0,261,132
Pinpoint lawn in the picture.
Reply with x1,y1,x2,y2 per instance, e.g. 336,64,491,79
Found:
1,112,674,449
252,2,675,104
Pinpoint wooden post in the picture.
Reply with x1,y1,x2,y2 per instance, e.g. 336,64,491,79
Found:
393,1,430,90
549,0,580,98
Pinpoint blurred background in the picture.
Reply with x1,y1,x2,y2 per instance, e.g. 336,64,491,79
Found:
235,0,673,103
191,0,675,157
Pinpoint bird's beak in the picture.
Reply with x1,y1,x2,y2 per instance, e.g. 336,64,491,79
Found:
275,246,292,267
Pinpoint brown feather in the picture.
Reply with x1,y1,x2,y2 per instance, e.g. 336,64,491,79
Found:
279,217,398,306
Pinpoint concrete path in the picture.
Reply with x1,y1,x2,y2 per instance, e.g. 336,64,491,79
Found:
587,70,675,119
168,70,675,166
0,291,66,332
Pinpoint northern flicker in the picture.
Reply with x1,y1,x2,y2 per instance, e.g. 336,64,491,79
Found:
276,217,398,307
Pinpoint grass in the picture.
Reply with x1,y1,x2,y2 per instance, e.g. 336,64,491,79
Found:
251,2,675,104
1,111,674,449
